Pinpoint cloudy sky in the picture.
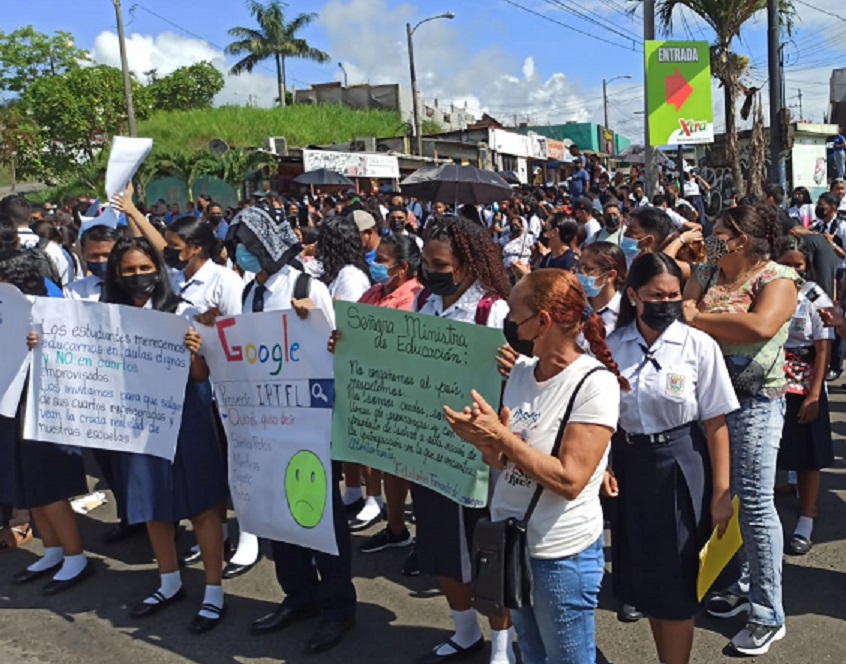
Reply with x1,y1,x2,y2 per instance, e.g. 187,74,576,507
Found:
6,0,844,142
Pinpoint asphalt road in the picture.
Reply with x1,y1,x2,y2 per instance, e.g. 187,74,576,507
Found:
2,388,845,664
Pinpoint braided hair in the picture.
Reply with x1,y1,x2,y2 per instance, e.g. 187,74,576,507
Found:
424,215,511,299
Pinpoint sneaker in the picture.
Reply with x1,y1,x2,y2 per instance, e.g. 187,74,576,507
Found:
730,622,786,656
786,534,812,556
401,549,420,576
825,370,840,382
706,591,751,619
360,527,413,553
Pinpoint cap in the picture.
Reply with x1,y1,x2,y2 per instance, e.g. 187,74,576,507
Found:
571,196,593,212
351,209,376,232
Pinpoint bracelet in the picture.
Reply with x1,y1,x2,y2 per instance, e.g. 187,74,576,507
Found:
679,234,687,245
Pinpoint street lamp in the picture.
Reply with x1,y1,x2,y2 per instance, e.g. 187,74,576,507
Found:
602,74,632,157
338,62,349,87
407,12,455,157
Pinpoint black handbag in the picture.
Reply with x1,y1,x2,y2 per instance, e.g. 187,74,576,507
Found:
470,367,605,617
724,352,779,399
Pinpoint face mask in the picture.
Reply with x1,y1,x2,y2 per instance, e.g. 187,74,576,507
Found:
704,235,730,265
577,273,604,298
163,246,189,271
620,236,640,261
209,214,223,226
503,316,537,357
424,270,461,297
604,214,620,231
816,205,827,220
640,299,682,332
369,262,393,284
87,261,109,281
509,224,522,235
390,219,406,233
120,272,159,300
235,245,262,273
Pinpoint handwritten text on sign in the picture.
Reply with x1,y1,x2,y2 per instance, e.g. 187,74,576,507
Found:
24,299,190,460
203,310,337,556
332,303,504,507
0,284,34,418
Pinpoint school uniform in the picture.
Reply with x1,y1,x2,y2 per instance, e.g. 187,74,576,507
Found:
777,282,834,471
606,320,739,619
170,260,244,316
411,282,508,582
596,292,622,337
64,275,104,301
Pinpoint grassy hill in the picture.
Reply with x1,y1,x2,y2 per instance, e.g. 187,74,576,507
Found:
138,105,427,153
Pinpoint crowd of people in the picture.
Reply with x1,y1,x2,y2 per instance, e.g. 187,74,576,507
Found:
1,162,846,664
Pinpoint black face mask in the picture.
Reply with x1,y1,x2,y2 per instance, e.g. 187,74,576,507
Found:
604,214,620,231
121,273,159,300
87,261,108,281
503,317,536,357
209,214,223,226
641,300,682,332
162,247,189,270
424,270,461,297
509,224,522,235
390,219,406,232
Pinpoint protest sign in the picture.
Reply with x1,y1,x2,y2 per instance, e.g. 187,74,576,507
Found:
202,309,337,555
0,284,34,418
332,303,503,507
24,299,190,460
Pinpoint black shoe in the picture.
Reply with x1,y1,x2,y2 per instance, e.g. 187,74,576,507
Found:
251,602,318,635
360,527,414,553
42,562,95,596
343,497,365,518
223,553,262,579
349,510,384,532
103,522,145,544
303,618,355,655
129,587,186,618
787,534,812,556
402,549,420,576
182,539,230,566
189,603,227,634
617,603,643,623
13,562,62,585
420,637,484,664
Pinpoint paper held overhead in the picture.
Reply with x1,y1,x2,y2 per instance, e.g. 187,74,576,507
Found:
88,135,153,232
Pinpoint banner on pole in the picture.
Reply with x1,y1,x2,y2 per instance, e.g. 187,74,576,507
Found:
645,40,714,146
202,310,338,555
331,303,504,507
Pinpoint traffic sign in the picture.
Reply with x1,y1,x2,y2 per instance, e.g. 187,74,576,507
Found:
645,40,714,146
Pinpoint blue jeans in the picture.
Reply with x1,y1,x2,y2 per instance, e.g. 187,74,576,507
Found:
725,396,785,627
510,535,604,664
834,150,845,180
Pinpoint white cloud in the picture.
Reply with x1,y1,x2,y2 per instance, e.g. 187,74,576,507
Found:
90,30,280,107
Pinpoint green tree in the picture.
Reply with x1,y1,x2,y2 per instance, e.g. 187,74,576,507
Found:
153,150,220,201
0,103,46,187
148,61,226,112
226,1,330,107
655,0,794,196
214,149,272,197
0,27,89,95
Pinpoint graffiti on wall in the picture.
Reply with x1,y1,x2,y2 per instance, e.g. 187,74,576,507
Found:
696,142,770,222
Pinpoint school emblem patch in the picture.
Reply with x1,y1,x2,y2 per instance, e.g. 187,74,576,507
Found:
666,373,686,396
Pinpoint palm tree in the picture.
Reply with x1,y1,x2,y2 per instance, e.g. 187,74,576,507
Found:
208,149,272,199
153,151,219,201
226,1,330,107
655,0,794,196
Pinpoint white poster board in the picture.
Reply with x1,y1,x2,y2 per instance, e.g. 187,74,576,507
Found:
303,149,400,179
202,309,338,555
24,299,190,460
0,284,34,417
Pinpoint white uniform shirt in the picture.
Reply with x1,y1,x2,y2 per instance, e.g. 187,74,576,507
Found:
171,260,245,317
683,180,701,197
607,320,739,435
816,218,846,269
664,207,688,230
243,264,336,328
491,355,620,558
64,275,103,301
786,281,834,349
415,280,508,329
328,265,371,302
597,292,622,337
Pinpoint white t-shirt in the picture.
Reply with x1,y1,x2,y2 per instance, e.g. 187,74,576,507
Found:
786,281,834,348
584,218,601,240
329,265,371,302
490,354,620,559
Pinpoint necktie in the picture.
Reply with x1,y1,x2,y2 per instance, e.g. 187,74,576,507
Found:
252,284,267,313
639,343,662,371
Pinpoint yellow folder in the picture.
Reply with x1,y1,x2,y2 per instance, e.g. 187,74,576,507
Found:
697,496,742,602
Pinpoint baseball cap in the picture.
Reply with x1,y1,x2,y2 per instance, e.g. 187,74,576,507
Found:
571,196,593,212
351,209,376,232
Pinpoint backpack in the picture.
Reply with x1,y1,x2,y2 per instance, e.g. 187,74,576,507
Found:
241,272,311,308
28,238,62,288
417,288,500,325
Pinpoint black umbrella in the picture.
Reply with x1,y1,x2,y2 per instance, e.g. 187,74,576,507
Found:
293,168,355,187
400,164,514,205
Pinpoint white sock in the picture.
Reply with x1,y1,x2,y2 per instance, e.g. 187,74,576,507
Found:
794,515,814,541
27,546,63,572
489,627,515,664
198,584,225,619
144,571,182,604
436,608,482,655
342,486,363,505
787,470,798,485
354,496,383,523
52,554,87,581
229,531,260,566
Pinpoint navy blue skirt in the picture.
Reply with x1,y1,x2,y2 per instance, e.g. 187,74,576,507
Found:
777,391,834,471
611,424,712,620
0,413,87,510
119,381,227,525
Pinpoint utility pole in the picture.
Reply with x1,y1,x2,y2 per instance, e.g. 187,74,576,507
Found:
643,0,658,196
113,0,137,136
798,89,803,121
767,0,783,185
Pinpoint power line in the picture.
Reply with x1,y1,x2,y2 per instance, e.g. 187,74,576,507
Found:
794,0,846,24
543,0,641,43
